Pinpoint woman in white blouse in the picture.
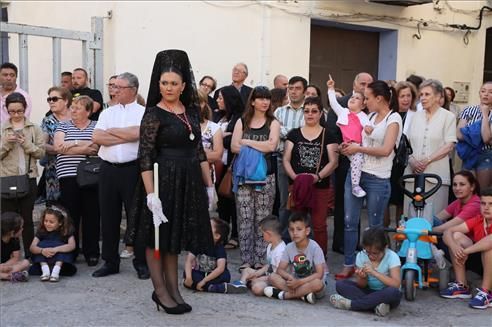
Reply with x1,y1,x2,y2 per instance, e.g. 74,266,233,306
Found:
405,79,457,218
335,81,402,279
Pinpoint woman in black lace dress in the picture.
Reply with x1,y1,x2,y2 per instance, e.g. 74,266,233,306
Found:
128,50,214,315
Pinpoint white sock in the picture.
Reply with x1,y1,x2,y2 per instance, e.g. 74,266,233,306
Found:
41,264,50,276
51,265,61,277
278,291,285,300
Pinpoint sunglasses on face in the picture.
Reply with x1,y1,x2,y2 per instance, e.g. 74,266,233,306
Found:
47,96,62,103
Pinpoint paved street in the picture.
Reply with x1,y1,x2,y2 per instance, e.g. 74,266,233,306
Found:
1,210,491,326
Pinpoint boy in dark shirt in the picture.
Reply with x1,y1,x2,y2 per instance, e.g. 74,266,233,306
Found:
183,218,231,293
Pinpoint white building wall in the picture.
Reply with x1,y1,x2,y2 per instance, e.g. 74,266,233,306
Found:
4,1,491,125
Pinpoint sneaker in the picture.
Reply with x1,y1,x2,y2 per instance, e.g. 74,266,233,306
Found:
329,294,351,310
264,286,283,299
120,249,134,259
207,283,226,293
10,271,29,282
227,281,248,294
375,303,390,317
352,186,366,198
469,288,492,309
49,275,60,282
301,292,316,304
440,282,472,299
40,274,50,282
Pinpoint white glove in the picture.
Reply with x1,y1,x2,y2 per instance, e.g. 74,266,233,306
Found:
147,193,168,225
207,186,215,210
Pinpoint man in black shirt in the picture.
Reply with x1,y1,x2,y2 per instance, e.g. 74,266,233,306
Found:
72,68,104,120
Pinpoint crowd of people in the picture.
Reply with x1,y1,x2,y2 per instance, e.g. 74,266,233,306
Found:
1,50,492,316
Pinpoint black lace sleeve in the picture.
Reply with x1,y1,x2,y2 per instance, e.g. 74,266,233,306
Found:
138,107,160,172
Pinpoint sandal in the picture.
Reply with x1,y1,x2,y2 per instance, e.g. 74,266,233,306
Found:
238,263,251,273
224,239,239,250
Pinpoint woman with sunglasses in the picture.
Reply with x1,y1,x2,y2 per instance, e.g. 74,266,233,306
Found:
1,92,45,258
40,87,72,205
231,86,280,271
282,96,338,255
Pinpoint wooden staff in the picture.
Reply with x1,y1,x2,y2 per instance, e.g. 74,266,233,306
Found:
153,162,160,259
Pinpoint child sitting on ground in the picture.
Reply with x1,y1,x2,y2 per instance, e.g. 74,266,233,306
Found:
0,212,30,282
228,215,286,295
440,187,492,310
326,75,370,197
29,207,76,282
330,227,401,317
263,212,325,304
183,217,231,293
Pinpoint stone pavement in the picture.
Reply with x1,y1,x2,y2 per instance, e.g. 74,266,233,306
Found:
1,208,491,326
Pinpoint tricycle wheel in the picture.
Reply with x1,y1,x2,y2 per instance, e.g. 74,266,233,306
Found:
405,270,416,301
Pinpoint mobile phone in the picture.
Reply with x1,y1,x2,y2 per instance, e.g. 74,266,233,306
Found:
13,130,24,137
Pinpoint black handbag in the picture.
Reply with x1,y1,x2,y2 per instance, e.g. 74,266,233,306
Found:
1,134,32,199
1,174,30,199
76,156,102,188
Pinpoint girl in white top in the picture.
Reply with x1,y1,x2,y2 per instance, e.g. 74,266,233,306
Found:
327,76,370,197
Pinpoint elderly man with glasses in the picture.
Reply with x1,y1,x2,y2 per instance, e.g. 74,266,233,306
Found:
92,72,149,280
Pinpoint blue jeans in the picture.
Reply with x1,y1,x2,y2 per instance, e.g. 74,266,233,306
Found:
277,157,291,243
344,171,390,266
336,280,401,311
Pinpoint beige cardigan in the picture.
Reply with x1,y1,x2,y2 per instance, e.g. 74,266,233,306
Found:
1,119,45,178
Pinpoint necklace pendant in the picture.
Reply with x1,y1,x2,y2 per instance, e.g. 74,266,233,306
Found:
189,133,195,141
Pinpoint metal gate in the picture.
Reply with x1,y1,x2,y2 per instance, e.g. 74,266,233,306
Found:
0,17,104,92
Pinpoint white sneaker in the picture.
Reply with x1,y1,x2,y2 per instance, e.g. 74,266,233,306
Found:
352,186,366,198
120,249,134,259
40,274,50,282
375,303,390,317
301,292,316,304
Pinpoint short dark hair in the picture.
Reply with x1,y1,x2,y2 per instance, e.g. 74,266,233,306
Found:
259,215,282,235
288,211,311,227
211,217,230,245
303,96,323,111
288,76,308,91
0,62,18,75
61,71,72,78
1,212,23,237
480,187,492,197
73,67,88,79
406,74,425,89
361,227,387,252
306,84,321,97
5,92,27,110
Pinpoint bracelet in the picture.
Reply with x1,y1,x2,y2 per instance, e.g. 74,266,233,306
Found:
316,173,322,182
40,248,44,255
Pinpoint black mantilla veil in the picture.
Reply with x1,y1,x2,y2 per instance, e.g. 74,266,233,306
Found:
146,49,200,111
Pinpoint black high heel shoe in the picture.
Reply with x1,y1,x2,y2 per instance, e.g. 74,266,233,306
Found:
177,302,192,313
151,291,185,315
